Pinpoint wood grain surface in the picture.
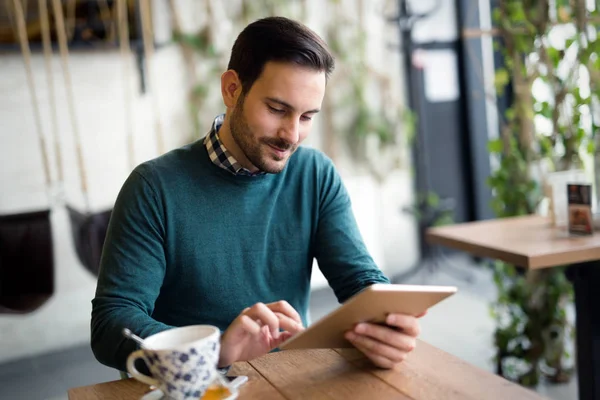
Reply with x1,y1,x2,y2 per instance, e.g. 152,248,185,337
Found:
69,346,547,400
427,215,600,269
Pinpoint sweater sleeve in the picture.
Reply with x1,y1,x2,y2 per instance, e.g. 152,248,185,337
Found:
91,166,174,371
313,157,390,304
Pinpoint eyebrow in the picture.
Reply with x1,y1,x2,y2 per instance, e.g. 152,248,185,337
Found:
265,97,321,114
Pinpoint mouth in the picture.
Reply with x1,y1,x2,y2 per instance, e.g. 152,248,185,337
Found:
267,144,290,158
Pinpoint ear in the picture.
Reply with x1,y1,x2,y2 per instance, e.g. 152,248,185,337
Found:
221,70,243,108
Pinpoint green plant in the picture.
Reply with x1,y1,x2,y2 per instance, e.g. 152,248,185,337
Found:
485,0,599,386
403,192,455,228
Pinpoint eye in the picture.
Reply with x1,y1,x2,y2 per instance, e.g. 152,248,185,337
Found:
300,115,313,122
267,105,285,114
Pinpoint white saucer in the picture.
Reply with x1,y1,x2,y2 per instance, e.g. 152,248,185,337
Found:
140,389,165,400
140,389,238,400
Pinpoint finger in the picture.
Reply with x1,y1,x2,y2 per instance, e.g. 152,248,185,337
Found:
266,301,303,325
348,337,397,369
274,312,305,334
239,315,262,336
273,331,294,347
353,323,416,352
386,314,421,337
416,310,427,318
244,303,280,338
346,331,409,364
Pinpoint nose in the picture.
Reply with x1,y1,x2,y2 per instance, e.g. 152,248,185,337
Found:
278,117,300,144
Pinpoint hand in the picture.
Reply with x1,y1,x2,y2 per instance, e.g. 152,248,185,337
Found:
218,301,305,367
344,312,423,369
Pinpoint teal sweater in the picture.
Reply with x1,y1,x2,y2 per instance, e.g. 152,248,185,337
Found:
91,139,389,371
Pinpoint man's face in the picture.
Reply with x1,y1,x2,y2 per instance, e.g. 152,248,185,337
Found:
228,62,326,174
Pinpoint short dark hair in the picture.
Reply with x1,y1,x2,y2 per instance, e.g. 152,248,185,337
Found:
227,16,335,94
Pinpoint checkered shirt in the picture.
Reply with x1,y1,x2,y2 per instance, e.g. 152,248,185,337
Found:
204,114,265,177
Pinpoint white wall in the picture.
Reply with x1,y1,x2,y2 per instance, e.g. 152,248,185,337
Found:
0,43,193,363
0,0,417,363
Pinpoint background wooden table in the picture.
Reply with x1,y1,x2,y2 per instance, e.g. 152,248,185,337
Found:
69,342,545,400
427,215,600,400
427,215,600,268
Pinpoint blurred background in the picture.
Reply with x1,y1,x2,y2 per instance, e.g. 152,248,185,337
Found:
1,0,598,399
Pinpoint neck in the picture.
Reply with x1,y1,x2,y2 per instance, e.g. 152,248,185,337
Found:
218,114,259,173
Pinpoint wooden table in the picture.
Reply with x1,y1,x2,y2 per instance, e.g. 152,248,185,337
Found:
427,215,600,400
68,342,546,400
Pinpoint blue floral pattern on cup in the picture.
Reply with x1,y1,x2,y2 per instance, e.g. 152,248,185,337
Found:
127,326,222,400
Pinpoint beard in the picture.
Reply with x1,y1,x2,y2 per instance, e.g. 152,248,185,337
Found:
229,96,298,174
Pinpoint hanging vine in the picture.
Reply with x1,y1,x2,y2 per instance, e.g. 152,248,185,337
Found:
324,0,413,182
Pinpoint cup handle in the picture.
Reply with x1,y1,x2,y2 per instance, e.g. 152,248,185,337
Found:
126,350,160,387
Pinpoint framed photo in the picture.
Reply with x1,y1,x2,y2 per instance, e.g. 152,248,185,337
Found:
568,184,593,235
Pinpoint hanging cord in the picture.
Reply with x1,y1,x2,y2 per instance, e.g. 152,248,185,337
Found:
97,0,115,43
12,0,53,192
139,0,166,155
65,0,76,41
117,0,136,170
51,0,90,211
167,0,198,88
38,0,64,194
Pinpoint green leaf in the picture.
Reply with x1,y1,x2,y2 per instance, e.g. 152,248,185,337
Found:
547,47,561,66
538,136,553,157
488,139,504,154
492,8,503,24
495,68,511,94
540,102,553,119
587,141,595,154
505,108,516,122
192,84,209,98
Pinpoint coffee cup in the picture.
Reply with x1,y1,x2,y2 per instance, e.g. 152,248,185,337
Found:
126,325,228,400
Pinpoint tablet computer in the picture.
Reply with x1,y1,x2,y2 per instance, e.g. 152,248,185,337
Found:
280,283,457,350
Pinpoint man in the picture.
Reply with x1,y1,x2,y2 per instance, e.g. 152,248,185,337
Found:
91,16,421,373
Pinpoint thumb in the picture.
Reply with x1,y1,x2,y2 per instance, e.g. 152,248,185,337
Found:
272,331,294,348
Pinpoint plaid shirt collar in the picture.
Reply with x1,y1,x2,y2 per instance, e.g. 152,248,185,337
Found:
204,114,266,177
